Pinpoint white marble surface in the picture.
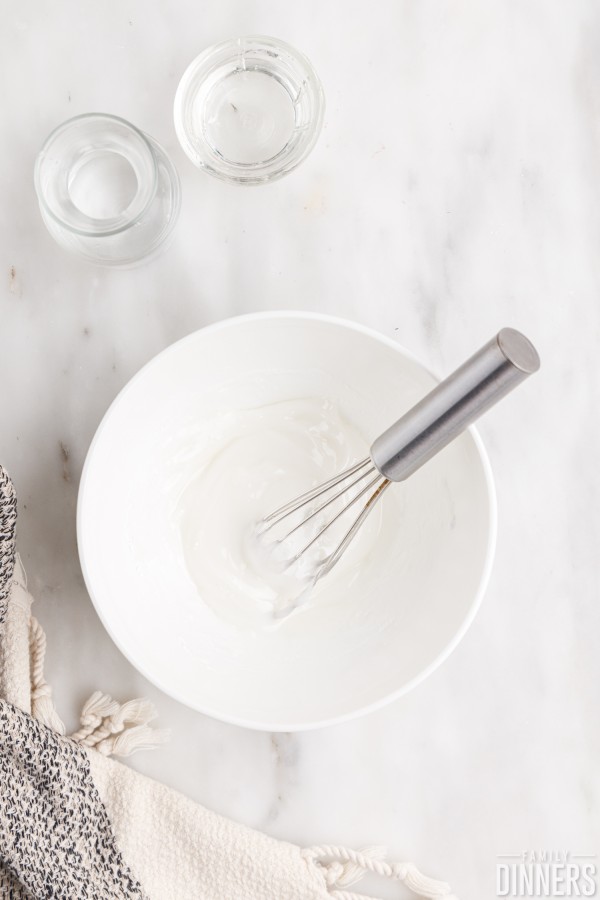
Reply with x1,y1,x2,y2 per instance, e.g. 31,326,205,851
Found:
1,1,599,896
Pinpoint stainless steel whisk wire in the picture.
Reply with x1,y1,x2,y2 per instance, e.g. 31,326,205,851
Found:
259,458,390,580
259,329,540,591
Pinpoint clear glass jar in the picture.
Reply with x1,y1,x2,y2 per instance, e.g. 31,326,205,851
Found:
174,36,325,185
34,114,181,266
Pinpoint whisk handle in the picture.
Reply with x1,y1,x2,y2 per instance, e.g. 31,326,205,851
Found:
370,328,540,482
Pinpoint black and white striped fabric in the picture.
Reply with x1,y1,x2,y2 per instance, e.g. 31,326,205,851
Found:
0,466,147,899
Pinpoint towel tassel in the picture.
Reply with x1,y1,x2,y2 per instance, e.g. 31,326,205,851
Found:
302,844,458,900
70,689,170,757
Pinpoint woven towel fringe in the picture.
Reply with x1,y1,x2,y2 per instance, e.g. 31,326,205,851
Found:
29,615,66,734
70,689,170,757
302,845,458,900
26,587,168,758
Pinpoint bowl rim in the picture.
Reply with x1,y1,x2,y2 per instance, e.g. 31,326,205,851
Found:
77,311,497,731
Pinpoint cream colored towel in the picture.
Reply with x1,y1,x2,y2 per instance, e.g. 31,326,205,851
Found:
0,466,456,900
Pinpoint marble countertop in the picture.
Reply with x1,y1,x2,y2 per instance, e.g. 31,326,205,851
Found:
1,1,598,896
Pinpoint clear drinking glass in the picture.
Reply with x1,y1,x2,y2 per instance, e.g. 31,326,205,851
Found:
174,36,325,185
34,114,181,266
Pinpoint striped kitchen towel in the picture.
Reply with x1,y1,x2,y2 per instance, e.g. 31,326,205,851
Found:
0,465,456,900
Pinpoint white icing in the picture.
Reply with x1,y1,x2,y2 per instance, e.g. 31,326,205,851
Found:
174,397,385,629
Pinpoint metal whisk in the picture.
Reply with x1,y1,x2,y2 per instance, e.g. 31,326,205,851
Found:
259,328,540,593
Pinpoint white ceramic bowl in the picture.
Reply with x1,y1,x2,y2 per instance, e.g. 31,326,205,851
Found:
78,313,496,730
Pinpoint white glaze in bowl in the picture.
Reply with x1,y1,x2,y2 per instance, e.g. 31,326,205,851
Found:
77,313,496,730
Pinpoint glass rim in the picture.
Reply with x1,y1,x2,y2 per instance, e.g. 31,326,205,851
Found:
173,35,325,185
34,113,159,237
